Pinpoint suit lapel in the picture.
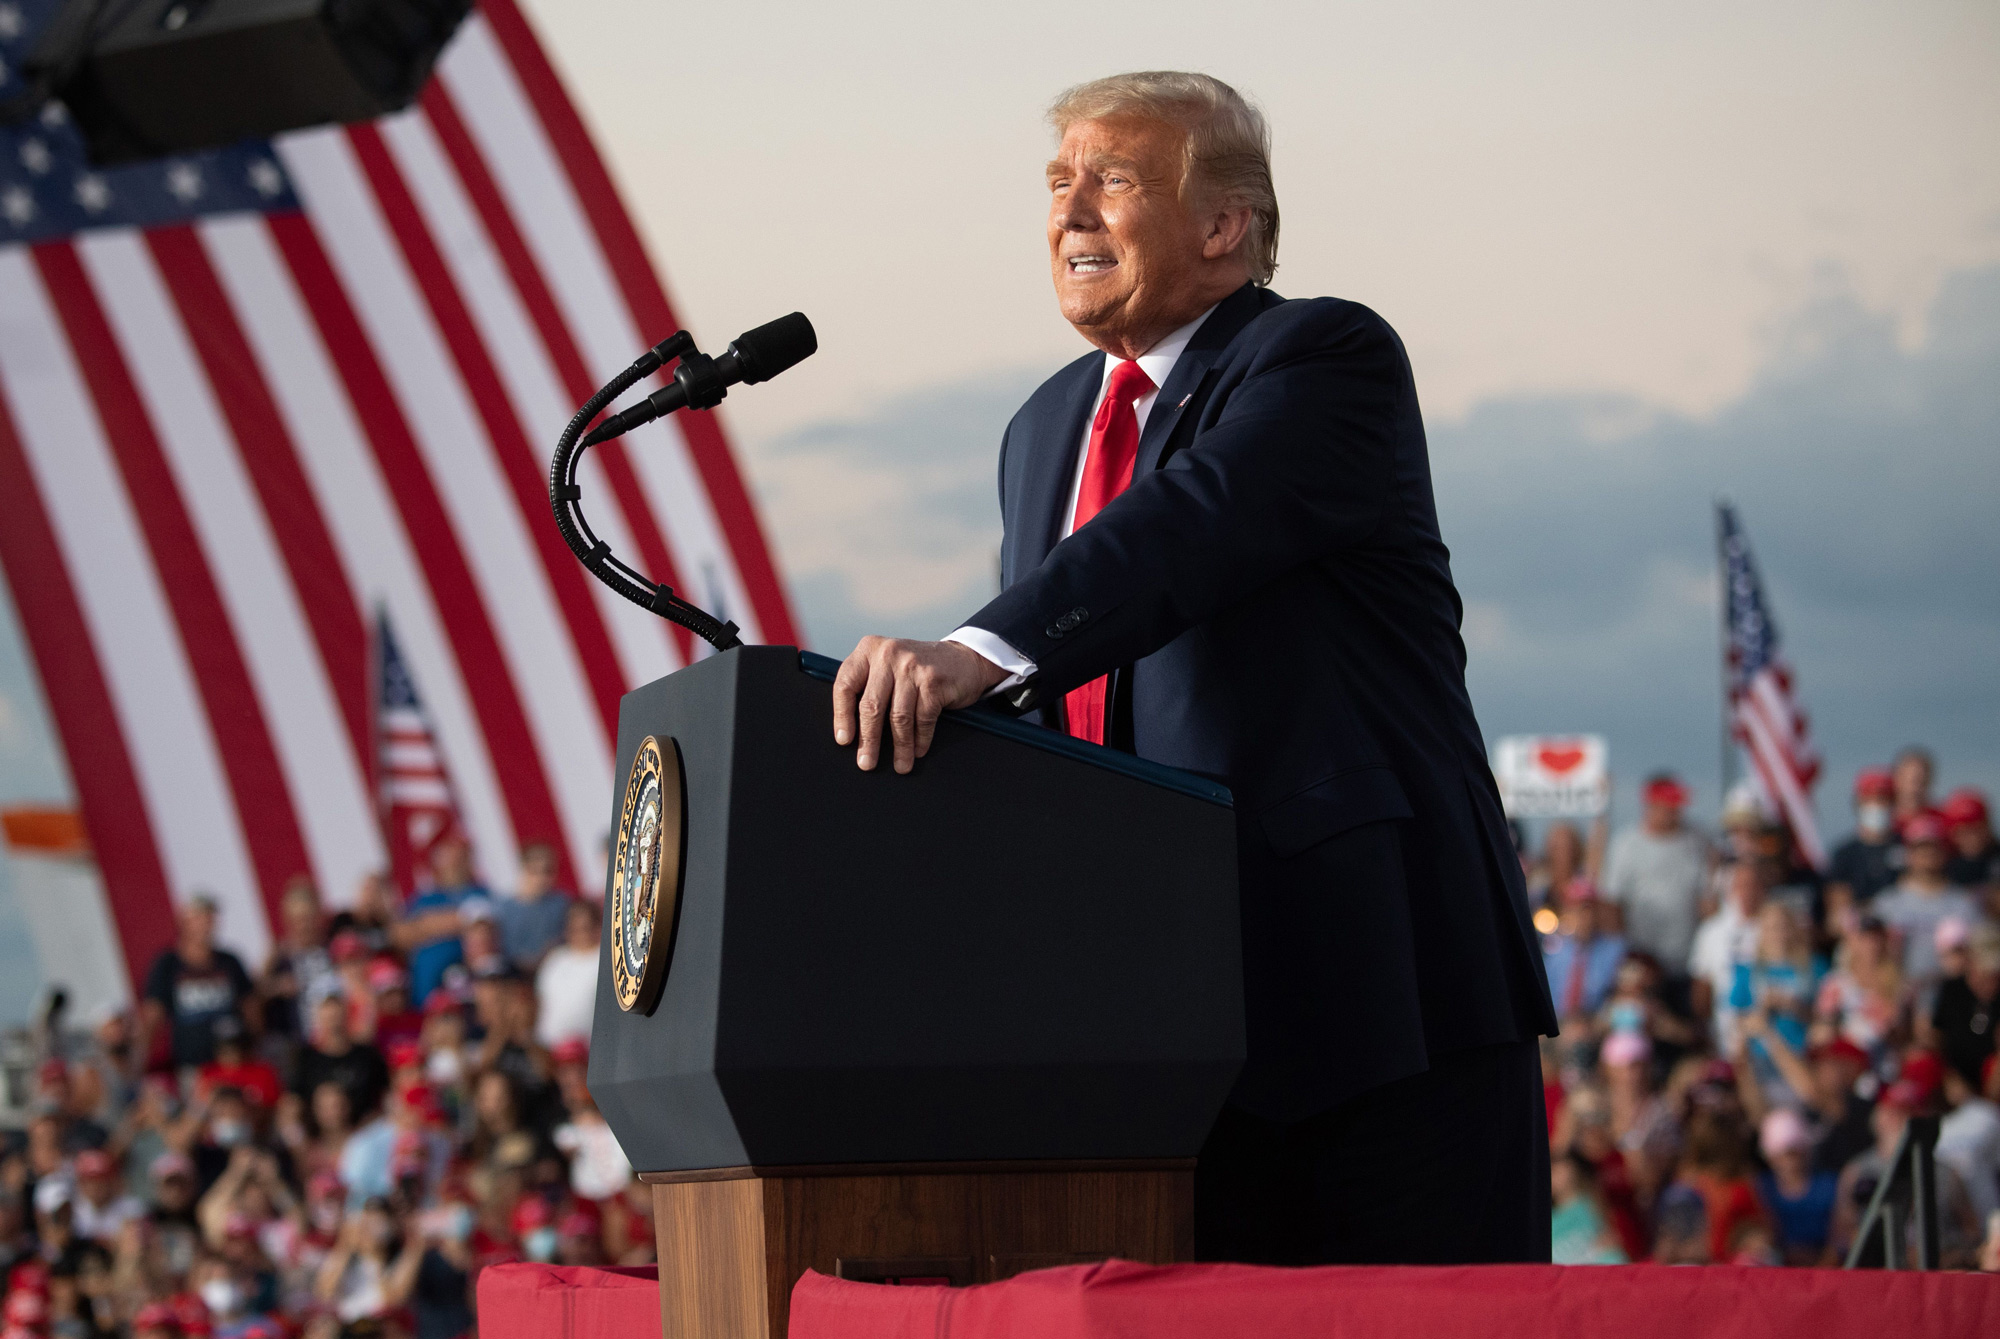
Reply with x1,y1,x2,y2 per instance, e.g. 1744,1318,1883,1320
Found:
1134,283,1273,478
1017,354,1103,574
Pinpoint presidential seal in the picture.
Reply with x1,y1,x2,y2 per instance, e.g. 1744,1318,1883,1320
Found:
609,734,684,1014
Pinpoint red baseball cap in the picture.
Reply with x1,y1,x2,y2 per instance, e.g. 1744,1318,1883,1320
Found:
169,1294,211,1339
550,1038,589,1068
7,1262,50,1296
329,930,367,962
1903,812,1948,845
367,958,408,992
1880,1079,1930,1112
74,1149,116,1180
1940,788,1990,830
385,1039,424,1070
1809,1036,1870,1070
1899,1050,1946,1095
511,1195,555,1236
1642,775,1689,808
132,1303,179,1335
4,1292,48,1327
1852,767,1895,801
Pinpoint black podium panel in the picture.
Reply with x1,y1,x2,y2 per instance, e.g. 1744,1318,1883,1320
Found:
588,646,1244,1172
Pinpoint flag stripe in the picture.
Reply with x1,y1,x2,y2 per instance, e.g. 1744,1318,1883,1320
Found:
0,251,267,958
344,119,627,740
79,229,384,910
0,375,176,981
472,0,798,646
200,214,517,899
366,107,678,692
431,26,744,649
145,223,372,772
35,240,308,932
429,22,748,652
418,76,694,667
279,129,608,875
266,209,576,890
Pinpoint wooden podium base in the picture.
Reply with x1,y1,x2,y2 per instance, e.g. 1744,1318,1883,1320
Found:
643,1160,1193,1338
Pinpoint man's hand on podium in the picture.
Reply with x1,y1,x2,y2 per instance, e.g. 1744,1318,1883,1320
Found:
832,637,1008,774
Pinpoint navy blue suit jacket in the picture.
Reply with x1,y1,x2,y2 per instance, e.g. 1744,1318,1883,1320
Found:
964,283,1558,1121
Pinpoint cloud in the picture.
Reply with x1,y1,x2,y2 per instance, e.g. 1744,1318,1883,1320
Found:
743,265,2000,829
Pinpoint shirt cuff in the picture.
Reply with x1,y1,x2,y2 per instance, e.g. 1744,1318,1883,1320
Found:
944,626,1036,697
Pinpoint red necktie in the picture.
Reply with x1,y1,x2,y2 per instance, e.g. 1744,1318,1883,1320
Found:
1064,359,1154,744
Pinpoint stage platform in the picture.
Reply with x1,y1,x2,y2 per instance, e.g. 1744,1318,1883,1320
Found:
477,1257,1998,1339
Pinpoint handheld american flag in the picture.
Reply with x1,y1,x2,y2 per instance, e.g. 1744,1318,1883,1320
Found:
0,0,796,984
376,609,463,897
1718,501,1825,870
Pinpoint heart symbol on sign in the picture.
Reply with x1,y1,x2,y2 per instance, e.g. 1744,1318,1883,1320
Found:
1538,745,1586,775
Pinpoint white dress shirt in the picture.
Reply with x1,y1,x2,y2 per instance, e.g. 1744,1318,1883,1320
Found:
946,305,1217,689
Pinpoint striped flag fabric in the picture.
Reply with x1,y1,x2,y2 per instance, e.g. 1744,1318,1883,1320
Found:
1718,501,1825,871
0,0,797,989
376,609,465,897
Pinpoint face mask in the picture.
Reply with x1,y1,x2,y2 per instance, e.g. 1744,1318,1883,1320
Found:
523,1227,558,1262
198,1280,239,1317
1857,803,1892,838
441,1204,472,1243
211,1120,250,1149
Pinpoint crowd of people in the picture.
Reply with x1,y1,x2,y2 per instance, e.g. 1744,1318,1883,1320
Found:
0,836,625,1339
0,746,1996,1339
1536,747,2000,1270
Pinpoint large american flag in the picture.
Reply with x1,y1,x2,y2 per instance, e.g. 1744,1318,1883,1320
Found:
0,0,796,987
1718,501,1825,871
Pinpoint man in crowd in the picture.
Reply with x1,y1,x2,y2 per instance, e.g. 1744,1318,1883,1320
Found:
494,842,574,972
1688,858,1771,1052
292,993,390,1122
1603,772,1712,971
139,896,256,1071
1872,813,1982,995
1825,767,1902,917
397,837,491,1006
1542,886,1626,1022
1942,789,1999,893
1890,746,1936,834
1929,924,2000,1092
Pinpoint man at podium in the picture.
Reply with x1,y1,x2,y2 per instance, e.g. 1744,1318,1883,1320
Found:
830,70,1558,1266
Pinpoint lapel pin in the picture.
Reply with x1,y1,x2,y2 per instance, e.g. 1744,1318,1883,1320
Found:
1177,394,1191,409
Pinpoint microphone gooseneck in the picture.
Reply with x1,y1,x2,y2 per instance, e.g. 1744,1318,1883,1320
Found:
550,315,817,651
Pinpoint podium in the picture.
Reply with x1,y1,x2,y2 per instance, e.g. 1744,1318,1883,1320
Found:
586,647,1244,1338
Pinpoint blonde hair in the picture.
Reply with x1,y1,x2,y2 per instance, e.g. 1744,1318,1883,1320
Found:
1049,71,1279,286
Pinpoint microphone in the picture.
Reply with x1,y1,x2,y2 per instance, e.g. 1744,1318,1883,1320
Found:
583,312,816,447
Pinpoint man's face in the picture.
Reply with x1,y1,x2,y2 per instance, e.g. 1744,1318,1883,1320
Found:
183,904,216,947
1893,755,1931,808
1951,820,1990,857
433,840,471,889
1047,116,1216,351
1641,800,1681,833
1907,839,1946,878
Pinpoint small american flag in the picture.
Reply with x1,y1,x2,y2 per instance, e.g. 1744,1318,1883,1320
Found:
376,610,462,896
1718,501,1825,870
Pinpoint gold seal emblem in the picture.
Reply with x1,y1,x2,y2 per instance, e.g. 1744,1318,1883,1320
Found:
609,735,684,1014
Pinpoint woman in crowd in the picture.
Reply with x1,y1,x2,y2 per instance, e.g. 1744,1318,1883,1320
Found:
1814,914,1910,1063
